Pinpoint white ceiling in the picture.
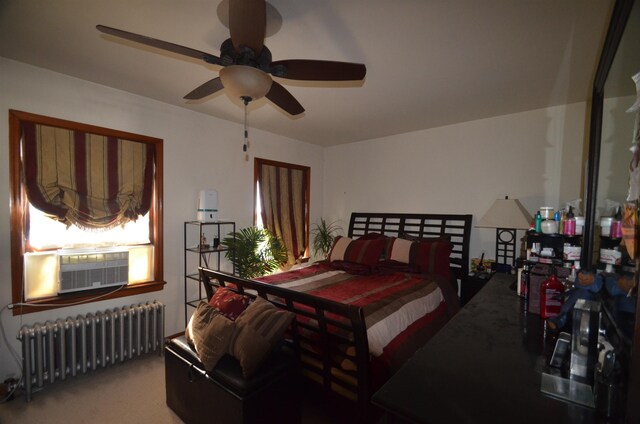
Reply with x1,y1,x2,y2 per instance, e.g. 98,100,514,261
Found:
0,0,614,147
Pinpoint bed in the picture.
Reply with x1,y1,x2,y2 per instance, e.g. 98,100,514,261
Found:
199,212,472,419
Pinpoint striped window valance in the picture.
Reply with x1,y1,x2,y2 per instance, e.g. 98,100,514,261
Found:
21,122,155,230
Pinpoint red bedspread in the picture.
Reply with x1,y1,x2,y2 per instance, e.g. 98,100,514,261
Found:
257,262,458,378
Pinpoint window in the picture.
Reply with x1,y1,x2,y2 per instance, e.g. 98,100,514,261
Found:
9,110,164,315
254,158,310,264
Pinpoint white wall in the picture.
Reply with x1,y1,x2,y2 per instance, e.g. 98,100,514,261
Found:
322,102,589,260
0,58,325,379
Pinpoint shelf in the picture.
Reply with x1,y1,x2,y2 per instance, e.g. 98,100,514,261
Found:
185,246,229,254
184,220,235,326
527,232,582,241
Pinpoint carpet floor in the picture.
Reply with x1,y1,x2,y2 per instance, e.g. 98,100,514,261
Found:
0,353,353,424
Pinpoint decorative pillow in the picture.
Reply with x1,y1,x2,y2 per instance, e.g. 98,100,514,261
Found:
328,236,386,267
185,301,236,371
209,287,252,321
387,237,453,279
228,297,295,377
357,232,393,260
356,232,386,240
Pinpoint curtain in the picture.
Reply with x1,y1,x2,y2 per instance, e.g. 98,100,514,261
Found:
21,121,154,230
258,163,307,265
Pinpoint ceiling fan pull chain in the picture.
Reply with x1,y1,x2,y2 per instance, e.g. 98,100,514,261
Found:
243,96,250,161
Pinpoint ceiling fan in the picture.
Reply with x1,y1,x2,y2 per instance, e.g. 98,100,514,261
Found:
96,0,366,116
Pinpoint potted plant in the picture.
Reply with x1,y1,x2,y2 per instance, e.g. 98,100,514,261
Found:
311,218,342,259
221,226,288,279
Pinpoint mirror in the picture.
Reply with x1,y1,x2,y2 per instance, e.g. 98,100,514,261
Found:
584,1,640,421
599,7,639,217
586,0,640,271
597,2,640,272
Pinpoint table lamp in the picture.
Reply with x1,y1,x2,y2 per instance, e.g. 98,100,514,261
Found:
477,196,533,271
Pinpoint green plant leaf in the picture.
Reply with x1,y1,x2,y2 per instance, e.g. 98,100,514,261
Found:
221,226,289,279
311,218,342,258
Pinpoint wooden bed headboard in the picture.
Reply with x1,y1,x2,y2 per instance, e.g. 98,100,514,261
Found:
348,212,473,281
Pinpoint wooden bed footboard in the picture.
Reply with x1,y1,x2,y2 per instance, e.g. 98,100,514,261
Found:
199,267,372,417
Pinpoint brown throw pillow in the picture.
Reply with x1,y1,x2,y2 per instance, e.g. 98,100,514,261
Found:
228,297,294,377
185,301,236,371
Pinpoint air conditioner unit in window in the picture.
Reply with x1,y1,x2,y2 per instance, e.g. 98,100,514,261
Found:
58,248,129,294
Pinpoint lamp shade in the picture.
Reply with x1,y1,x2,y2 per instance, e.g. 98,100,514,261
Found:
477,197,533,230
219,65,273,101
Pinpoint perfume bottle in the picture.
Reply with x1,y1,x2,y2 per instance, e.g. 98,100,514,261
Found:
610,207,622,239
563,206,576,236
540,266,565,319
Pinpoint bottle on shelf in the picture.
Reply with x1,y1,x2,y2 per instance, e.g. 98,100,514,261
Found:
535,211,543,233
563,206,576,236
610,206,622,239
540,266,565,319
475,252,485,273
567,263,577,287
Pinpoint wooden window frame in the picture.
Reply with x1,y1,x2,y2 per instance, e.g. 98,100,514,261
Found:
254,157,310,259
9,110,164,315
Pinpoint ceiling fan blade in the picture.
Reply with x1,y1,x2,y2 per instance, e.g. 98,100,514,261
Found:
97,25,220,65
266,81,305,116
228,0,266,55
270,60,366,81
184,77,225,100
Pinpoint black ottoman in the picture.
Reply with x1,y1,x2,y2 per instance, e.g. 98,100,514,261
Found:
165,335,301,424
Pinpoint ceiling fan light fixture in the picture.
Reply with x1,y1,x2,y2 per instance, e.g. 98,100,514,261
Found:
219,65,273,101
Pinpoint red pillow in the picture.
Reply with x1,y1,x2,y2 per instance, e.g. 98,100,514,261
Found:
328,236,386,267
387,237,453,280
208,287,252,321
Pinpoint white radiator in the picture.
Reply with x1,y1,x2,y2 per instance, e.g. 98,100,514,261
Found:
17,301,165,402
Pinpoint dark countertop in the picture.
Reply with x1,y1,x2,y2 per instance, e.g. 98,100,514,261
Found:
371,273,611,424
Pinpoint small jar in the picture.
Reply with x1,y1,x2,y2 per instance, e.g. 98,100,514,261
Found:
540,206,554,220
541,219,558,234
574,216,585,235
600,217,613,237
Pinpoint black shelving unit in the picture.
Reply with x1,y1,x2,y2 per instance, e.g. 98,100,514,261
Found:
526,232,582,264
183,220,235,325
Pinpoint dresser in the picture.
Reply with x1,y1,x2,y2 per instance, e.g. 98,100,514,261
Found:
371,273,618,423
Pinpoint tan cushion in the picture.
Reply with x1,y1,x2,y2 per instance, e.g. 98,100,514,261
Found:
228,297,294,377
185,301,236,371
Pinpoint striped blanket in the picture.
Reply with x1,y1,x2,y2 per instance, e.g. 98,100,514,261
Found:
257,262,447,357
